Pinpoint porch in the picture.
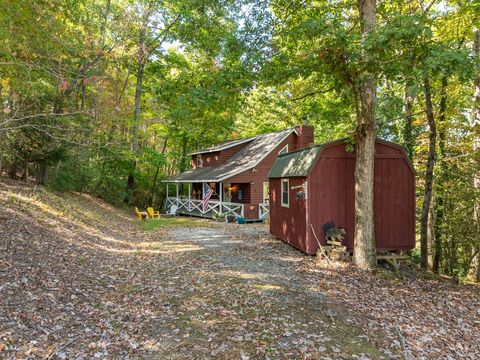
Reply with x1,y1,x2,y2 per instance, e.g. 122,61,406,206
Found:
164,182,269,221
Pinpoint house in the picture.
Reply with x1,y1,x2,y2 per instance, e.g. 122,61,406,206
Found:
268,138,415,255
163,125,314,220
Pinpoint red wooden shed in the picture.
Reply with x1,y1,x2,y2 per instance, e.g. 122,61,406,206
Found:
268,138,415,255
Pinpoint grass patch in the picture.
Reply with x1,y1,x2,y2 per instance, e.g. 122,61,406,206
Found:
135,216,208,231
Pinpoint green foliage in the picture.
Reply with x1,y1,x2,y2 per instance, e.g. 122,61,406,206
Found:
135,217,206,231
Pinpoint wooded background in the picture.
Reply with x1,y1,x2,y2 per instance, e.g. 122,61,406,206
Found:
0,0,479,279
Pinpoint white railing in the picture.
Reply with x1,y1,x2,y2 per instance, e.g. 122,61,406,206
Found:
259,202,269,220
166,197,244,217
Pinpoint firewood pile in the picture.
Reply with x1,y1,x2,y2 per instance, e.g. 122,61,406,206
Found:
324,225,349,261
312,221,349,262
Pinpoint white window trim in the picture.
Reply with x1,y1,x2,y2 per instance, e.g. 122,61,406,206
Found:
278,144,288,155
281,178,289,207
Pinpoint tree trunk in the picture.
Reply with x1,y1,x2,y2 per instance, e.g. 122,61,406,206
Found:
37,161,48,185
125,23,147,204
81,80,86,111
427,198,434,270
179,135,188,173
433,76,448,273
403,81,416,160
353,0,377,270
8,160,17,179
21,157,28,181
420,74,437,270
473,29,480,282
148,138,168,206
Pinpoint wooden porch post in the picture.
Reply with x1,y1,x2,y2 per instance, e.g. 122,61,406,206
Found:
219,182,223,214
202,182,206,214
165,183,169,211
176,183,179,207
188,183,192,211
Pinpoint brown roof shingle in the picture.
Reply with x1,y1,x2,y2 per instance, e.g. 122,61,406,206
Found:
164,128,295,183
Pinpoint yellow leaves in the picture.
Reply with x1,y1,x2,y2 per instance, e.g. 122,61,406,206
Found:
46,345,56,355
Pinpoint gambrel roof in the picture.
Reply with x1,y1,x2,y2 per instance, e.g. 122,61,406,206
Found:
268,138,415,179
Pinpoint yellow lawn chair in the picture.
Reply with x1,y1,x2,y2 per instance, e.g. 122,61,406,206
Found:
147,207,160,219
135,207,148,220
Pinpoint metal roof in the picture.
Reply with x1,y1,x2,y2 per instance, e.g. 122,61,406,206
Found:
188,136,256,156
268,145,322,178
268,137,415,179
164,128,295,183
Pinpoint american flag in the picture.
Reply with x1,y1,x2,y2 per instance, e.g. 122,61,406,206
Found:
202,186,214,211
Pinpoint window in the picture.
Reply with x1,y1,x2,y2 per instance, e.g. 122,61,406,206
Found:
263,182,269,203
196,155,203,167
281,179,289,207
278,144,288,155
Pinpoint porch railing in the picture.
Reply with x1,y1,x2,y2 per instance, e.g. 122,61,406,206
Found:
166,197,244,217
259,202,269,220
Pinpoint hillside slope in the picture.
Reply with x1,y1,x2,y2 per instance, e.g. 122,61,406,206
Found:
0,179,383,359
1,178,479,359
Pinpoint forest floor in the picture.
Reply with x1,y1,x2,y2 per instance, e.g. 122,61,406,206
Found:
1,178,479,359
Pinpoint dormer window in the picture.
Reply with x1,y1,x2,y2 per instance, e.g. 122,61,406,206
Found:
196,155,203,167
278,144,288,155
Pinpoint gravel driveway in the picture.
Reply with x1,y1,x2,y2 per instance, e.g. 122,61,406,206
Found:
0,181,383,359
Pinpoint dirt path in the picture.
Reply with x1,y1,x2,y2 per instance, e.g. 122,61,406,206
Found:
0,180,383,359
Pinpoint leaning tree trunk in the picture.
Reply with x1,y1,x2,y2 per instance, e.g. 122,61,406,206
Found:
125,24,146,204
433,76,448,273
420,75,437,270
353,0,377,270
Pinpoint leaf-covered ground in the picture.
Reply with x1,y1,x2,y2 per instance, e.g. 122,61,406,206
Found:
1,179,479,359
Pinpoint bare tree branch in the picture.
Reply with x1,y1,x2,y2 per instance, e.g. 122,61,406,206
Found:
147,14,182,57
291,87,335,101
0,111,88,127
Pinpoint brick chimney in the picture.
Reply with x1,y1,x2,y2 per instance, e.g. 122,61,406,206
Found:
294,125,314,150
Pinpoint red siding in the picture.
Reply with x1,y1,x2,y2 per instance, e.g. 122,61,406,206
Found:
271,140,415,255
295,125,314,149
269,177,308,251
307,156,355,253
189,130,310,220
227,132,298,204
202,151,222,167
191,141,252,169
218,142,251,163
373,156,415,251
243,204,259,219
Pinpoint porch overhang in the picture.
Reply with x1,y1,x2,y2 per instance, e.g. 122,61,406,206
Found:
162,179,220,183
